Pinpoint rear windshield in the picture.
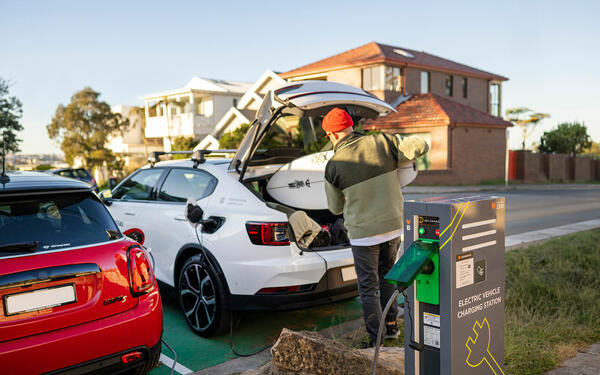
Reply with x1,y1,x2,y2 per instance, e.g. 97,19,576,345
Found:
0,192,121,257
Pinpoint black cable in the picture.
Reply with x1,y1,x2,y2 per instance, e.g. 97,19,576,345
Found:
161,338,177,375
402,290,424,352
229,314,272,357
314,250,332,303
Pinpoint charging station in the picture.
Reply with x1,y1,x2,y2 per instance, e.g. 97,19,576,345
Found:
386,195,506,375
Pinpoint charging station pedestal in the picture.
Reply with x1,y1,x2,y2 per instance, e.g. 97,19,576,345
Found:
402,196,506,375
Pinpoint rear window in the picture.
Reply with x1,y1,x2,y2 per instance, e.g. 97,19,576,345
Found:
0,192,121,257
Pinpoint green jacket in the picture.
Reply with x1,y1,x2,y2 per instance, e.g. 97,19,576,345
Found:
324,132,429,239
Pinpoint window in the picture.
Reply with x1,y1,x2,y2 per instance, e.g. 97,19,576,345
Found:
361,66,384,91
462,78,468,98
0,192,120,255
112,169,165,201
195,96,203,115
158,169,217,202
420,71,430,93
445,75,453,97
490,83,500,116
384,66,403,92
233,98,238,108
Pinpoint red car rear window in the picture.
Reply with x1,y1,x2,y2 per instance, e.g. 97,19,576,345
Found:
0,192,121,257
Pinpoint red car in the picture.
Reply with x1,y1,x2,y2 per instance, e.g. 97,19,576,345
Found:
0,171,162,374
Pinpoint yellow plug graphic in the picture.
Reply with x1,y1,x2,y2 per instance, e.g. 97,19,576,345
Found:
465,318,504,375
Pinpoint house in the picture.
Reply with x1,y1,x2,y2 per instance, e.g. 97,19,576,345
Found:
196,70,286,150
363,93,513,184
142,77,252,151
280,41,507,116
108,105,163,168
280,41,511,184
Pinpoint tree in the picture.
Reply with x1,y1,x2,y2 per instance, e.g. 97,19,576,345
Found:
505,107,550,150
0,78,24,155
35,164,53,171
583,141,600,159
171,136,200,159
538,122,592,156
218,124,251,149
47,87,129,169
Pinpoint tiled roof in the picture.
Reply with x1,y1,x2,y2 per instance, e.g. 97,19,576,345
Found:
281,42,507,81
363,93,513,129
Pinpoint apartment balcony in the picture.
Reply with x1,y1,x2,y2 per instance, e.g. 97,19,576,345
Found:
145,114,213,139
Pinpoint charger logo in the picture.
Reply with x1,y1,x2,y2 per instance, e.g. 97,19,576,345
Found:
103,295,126,305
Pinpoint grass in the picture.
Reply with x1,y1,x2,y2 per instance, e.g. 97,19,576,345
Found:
504,229,600,374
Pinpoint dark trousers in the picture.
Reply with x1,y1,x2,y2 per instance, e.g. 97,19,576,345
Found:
351,237,401,342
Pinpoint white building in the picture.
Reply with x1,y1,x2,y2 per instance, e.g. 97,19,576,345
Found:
109,105,163,167
196,70,285,150
142,77,252,151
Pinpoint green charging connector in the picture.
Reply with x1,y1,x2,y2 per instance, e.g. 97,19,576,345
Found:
385,240,438,289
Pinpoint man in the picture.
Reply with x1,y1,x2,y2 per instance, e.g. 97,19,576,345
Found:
322,108,429,346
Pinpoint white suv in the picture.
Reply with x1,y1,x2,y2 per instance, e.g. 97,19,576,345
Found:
106,81,395,336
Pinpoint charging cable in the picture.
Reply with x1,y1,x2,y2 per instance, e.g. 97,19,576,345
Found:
229,315,273,357
371,288,401,375
161,338,177,375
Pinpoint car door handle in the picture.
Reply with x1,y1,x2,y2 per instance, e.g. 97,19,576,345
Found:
174,216,187,221
124,212,136,216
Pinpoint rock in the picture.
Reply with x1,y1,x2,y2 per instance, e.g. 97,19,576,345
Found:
269,328,404,375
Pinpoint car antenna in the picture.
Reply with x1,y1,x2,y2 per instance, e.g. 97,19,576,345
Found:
0,131,10,184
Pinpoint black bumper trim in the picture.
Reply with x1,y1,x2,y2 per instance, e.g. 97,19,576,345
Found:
43,340,161,375
230,266,358,311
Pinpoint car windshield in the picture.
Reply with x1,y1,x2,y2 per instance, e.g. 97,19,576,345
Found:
0,192,121,257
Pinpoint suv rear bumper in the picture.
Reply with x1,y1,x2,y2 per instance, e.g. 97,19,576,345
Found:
0,289,162,375
230,266,358,311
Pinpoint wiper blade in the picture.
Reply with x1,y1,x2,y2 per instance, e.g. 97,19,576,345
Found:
0,241,39,253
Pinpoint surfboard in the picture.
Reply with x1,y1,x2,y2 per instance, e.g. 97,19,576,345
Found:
266,151,418,210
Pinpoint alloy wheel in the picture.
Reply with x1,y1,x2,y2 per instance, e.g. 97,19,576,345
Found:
179,262,217,332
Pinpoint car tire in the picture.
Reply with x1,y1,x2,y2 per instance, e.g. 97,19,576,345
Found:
178,254,230,336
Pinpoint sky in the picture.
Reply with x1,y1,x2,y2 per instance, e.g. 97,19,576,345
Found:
1,0,599,154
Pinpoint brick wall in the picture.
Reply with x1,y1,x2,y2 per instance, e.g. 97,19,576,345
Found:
382,126,449,170
413,125,507,185
515,150,546,182
512,153,599,182
545,154,571,181
573,156,594,181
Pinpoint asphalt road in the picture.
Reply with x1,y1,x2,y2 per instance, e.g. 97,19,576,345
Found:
405,187,600,236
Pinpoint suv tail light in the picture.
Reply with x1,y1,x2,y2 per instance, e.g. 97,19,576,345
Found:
127,246,154,296
246,222,290,246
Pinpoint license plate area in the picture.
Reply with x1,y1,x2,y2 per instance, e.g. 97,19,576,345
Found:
4,284,77,316
341,266,357,282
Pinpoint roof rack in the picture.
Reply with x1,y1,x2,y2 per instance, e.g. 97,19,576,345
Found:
148,149,237,168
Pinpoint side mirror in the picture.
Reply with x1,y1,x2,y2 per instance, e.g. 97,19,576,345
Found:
185,198,204,224
99,189,113,206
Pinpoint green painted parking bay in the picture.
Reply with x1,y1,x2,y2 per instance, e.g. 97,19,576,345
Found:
150,293,363,374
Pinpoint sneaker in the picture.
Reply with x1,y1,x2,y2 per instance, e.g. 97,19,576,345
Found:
359,339,375,349
384,322,399,340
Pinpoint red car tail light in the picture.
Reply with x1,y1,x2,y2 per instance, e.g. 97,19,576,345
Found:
121,351,144,363
246,222,290,246
127,246,154,296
